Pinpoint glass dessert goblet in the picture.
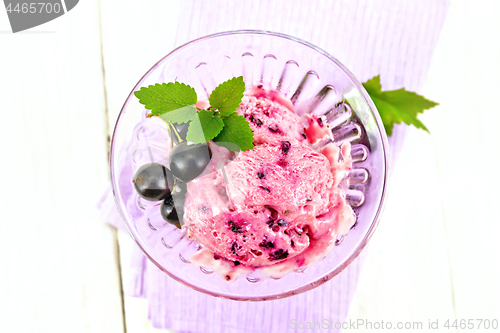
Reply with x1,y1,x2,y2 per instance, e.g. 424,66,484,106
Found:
110,30,389,301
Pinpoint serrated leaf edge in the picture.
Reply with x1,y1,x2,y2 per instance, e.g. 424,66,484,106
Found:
186,110,225,144
209,76,245,116
213,113,254,151
363,75,437,136
134,82,197,115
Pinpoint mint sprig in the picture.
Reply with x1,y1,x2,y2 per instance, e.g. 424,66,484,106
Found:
363,75,438,136
134,76,253,151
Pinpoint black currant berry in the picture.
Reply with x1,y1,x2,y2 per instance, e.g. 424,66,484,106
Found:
169,142,212,182
161,194,181,228
173,191,187,219
133,163,174,201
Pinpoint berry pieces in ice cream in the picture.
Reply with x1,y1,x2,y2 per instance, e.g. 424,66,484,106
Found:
185,87,355,280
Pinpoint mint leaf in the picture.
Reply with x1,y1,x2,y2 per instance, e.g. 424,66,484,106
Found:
209,76,245,116
186,109,224,144
363,75,438,136
213,113,254,151
135,77,254,148
158,106,197,123
134,82,197,115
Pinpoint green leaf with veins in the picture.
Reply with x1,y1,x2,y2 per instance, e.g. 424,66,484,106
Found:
158,106,197,123
363,75,438,136
186,109,224,144
213,113,254,151
134,82,197,115
135,77,255,150
209,76,245,116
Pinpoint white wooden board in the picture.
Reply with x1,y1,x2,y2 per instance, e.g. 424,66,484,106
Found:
347,1,500,331
99,1,181,332
1,0,499,332
0,1,125,332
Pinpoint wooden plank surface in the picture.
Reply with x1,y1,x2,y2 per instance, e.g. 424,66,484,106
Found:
99,0,182,135
2,0,499,332
100,1,500,332
0,1,124,332
422,0,500,321
99,1,181,332
347,1,500,331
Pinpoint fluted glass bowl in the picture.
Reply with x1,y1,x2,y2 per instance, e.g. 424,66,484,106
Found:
110,30,389,301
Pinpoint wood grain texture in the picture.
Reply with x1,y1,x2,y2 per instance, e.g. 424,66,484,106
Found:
346,1,500,331
105,1,451,332
96,0,479,332
1,0,496,332
423,0,500,320
113,1,500,332
99,0,182,136
0,1,124,332
99,1,180,332
118,233,174,333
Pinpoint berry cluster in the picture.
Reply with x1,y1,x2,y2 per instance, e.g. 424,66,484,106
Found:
133,122,212,228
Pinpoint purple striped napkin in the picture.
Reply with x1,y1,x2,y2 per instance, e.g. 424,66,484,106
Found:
98,1,449,331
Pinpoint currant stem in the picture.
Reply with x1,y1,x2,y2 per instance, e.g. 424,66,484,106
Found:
166,122,174,149
168,121,183,142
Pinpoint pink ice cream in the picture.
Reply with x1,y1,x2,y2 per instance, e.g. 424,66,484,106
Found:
184,87,355,280
237,94,306,142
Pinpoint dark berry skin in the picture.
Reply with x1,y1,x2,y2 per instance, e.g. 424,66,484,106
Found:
161,193,181,228
269,249,289,261
169,142,212,182
133,163,174,201
171,191,187,224
281,141,291,154
171,122,190,144
228,221,243,233
268,124,280,133
259,186,271,193
317,117,324,127
277,219,288,227
259,240,275,249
